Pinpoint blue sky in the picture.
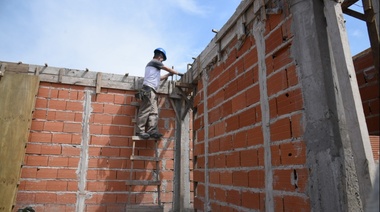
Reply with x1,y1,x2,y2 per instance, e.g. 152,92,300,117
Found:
0,1,370,77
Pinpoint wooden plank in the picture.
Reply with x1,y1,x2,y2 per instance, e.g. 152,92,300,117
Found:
125,205,163,212
130,155,159,161
96,72,102,93
0,74,40,211
125,180,161,186
132,136,157,141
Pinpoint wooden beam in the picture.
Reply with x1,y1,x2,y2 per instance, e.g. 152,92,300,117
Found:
96,72,102,94
343,8,366,20
341,0,359,11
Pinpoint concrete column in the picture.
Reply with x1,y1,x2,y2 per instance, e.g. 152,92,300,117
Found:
253,14,274,212
324,0,376,208
180,103,191,211
76,89,93,212
202,72,210,212
290,0,374,211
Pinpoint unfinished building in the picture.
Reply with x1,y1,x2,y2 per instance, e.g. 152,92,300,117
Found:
0,0,379,211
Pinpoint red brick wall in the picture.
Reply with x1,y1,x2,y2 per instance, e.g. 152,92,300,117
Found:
354,49,379,136
192,8,310,211
353,48,380,162
15,82,177,211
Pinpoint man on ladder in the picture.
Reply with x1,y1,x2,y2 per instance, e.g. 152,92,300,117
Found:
135,47,182,139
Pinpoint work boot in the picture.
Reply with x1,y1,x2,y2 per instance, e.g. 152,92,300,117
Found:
136,132,150,139
149,132,163,139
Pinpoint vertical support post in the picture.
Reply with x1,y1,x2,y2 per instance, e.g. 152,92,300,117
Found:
173,98,182,211
76,89,93,211
324,1,376,208
180,100,191,211
201,72,210,211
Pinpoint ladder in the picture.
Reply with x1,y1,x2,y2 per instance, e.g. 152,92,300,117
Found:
126,102,163,212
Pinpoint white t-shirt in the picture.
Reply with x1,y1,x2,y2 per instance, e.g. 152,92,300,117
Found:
143,59,164,91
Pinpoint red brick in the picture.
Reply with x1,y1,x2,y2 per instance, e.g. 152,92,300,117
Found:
239,107,256,128
36,168,58,178
276,88,303,116
37,87,50,97
34,193,58,203
86,205,106,212
291,113,303,138
226,189,241,206
52,133,72,144
102,147,120,157
21,167,37,178
87,181,107,191
29,132,52,143
66,101,83,111
232,171,249,187
32,109,47,119
272,46,293,72
226,115,239,132
247,126,263,146
246,84,260,106
24,181,47,190
35,98,48,108
220,171,232,185
265,27,283,55
244,48,258,69
280,141,307,165
213,121,226,137
103,104,121,114
240,149,258,167
44,121,64,132
26,155,49,166
57,89,69,99
29,120,47,132
57,169,77,179
16,192,35,203
62,145,81,156
226,151,240,167
248,169,265,188
55,111,75,121
48,157,69,167
270,117,291,141
232,92,246,112
63,123,82,133
46,181,68,191
92,103,104,113
26,143,41,154
242,191,260,210
233,130,247,148
271,145,281,166
40,145,62,155
273,168,308,192
219,135,233,152
283,195,310,211
267,69,288,96
286,64,298,86
49,99,67,110
96,93,114,103
112,115,130,125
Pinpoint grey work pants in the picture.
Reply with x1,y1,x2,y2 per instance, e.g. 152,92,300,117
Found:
136,87,158,134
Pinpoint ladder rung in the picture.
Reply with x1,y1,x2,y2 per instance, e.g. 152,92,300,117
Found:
125,180,161,186
131,102,140,106
130,155,159,161
132,136,157,141
125,205,163,211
